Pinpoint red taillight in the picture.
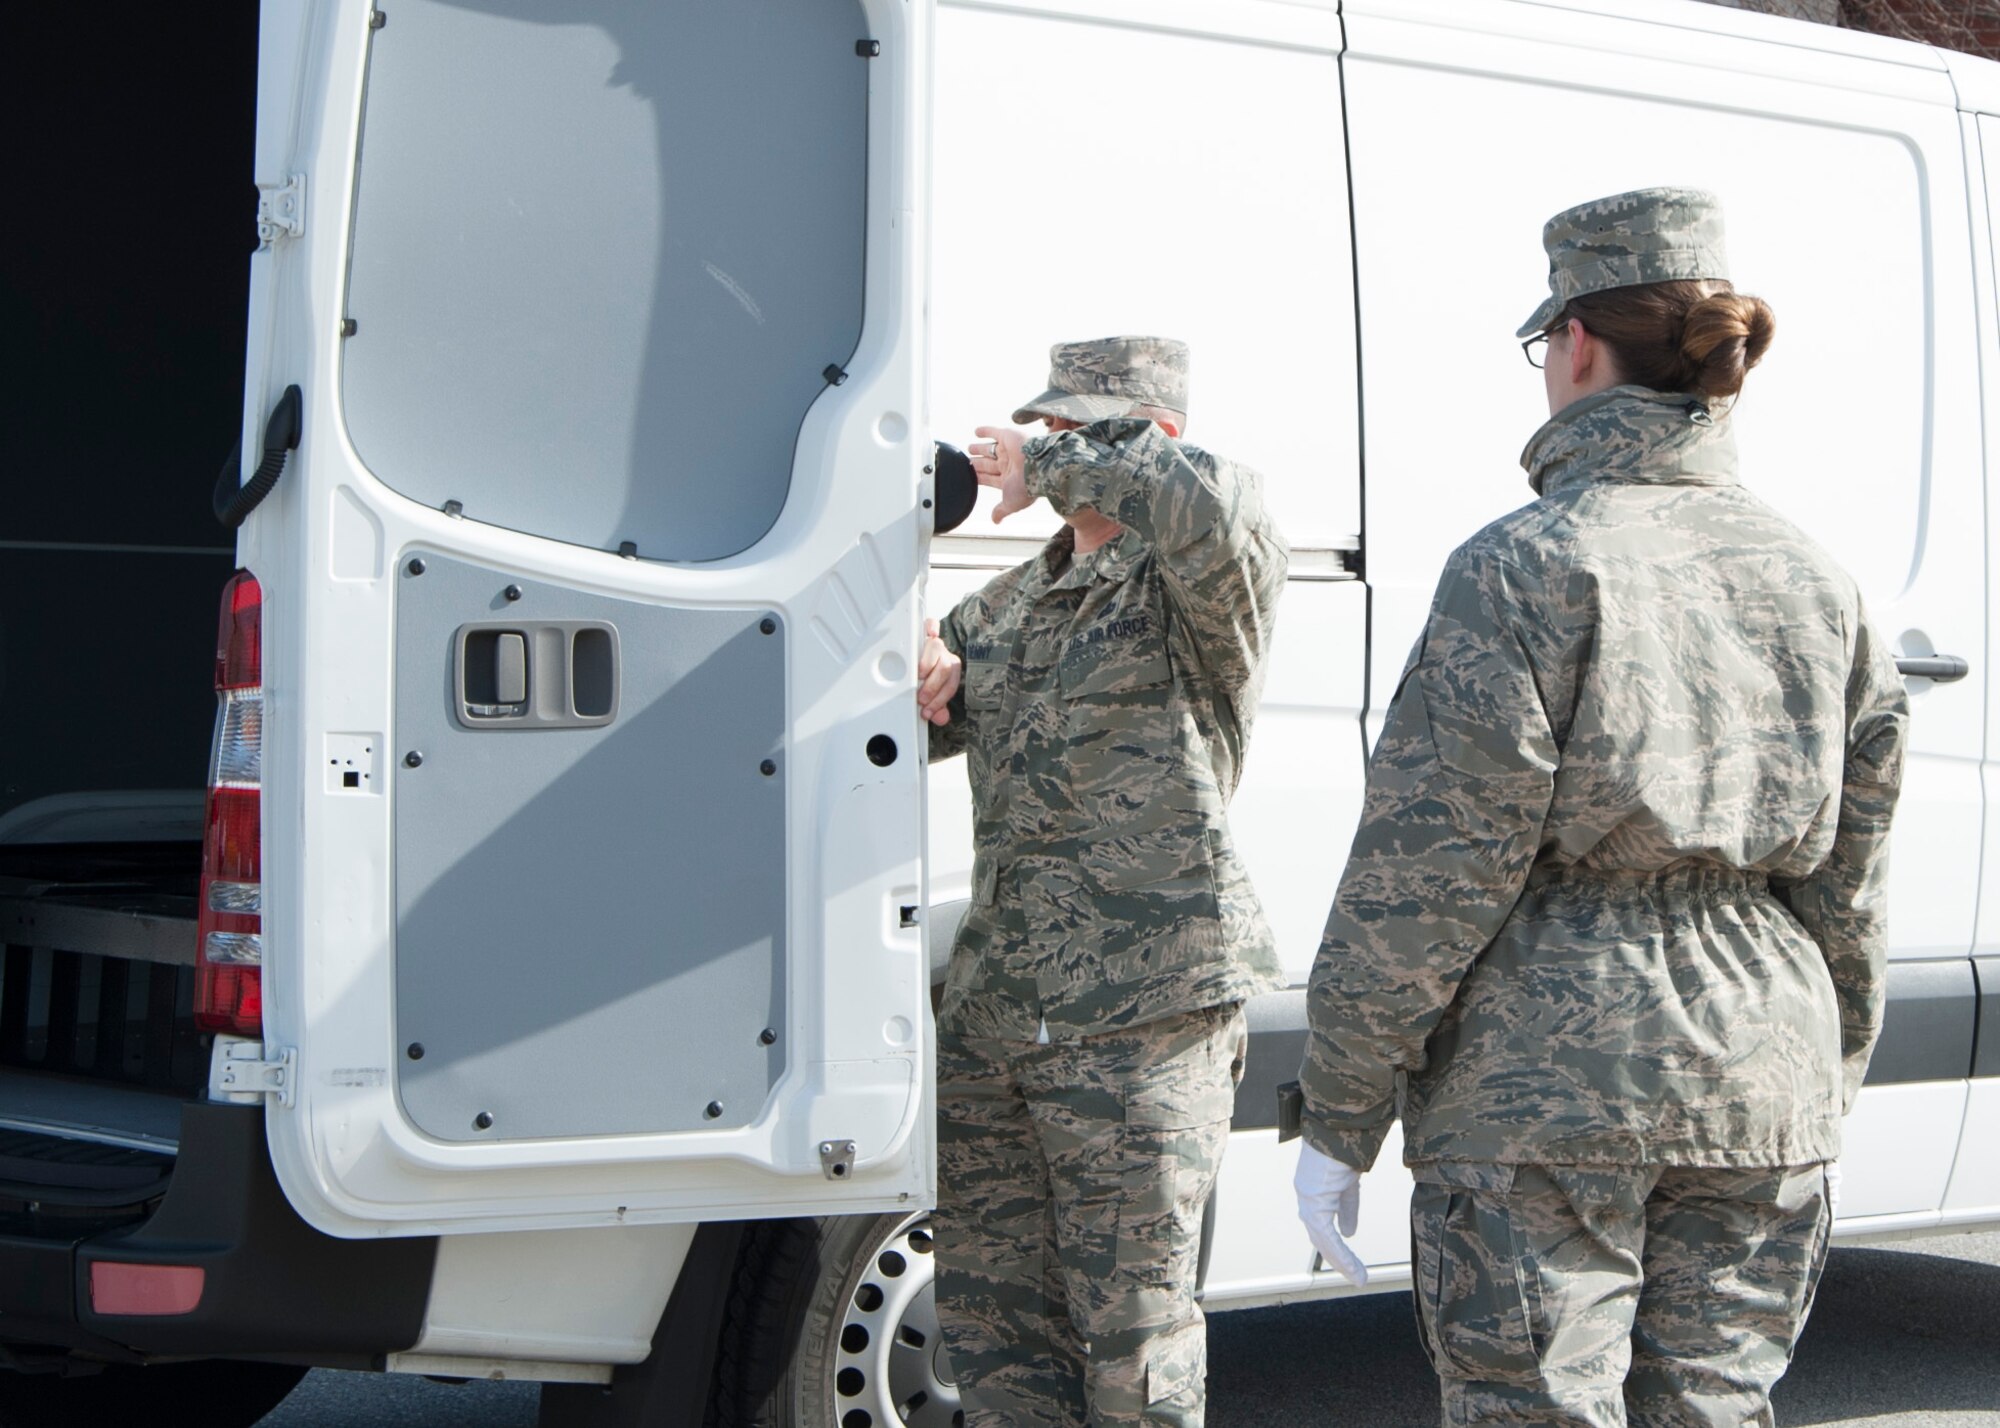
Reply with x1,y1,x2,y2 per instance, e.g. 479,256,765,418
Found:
196,572,265,1036
216,567,263,691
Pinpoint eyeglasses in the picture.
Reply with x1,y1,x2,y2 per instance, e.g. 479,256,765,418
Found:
1523,319,1582,369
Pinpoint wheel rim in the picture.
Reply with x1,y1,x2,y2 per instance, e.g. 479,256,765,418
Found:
831,1213,962,1428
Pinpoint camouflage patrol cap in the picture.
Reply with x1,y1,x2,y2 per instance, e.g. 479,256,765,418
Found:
1010,335,1190,426
1517,187,1730,339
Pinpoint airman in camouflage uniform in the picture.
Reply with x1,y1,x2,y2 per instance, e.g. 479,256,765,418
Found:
922,336,1288,1425
1297,191,1908,1426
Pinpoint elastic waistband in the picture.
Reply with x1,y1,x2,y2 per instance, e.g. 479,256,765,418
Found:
1525,863,1772,896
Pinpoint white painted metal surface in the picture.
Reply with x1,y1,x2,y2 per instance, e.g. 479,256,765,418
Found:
250,0,934,1235
405,1224,694,1365
930,0,1358,552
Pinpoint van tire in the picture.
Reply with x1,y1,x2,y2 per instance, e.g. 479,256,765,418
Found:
712,1211,959,1428
0,1359,307,1428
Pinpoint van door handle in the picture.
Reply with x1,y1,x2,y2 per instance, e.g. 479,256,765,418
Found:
1895,655,1969,683
454,621,619,728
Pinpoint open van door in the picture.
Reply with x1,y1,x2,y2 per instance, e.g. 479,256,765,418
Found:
233,0,934,1236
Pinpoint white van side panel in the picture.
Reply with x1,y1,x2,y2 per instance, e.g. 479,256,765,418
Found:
925,0,1370,987
929,0,1357,550
1339,0,1983,1230
1956,111,2000,1221
1201,1125,1419,1308
922,0,1370,1306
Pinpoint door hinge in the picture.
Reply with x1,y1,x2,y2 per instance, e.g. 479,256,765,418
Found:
256,174,306,249
210,1041,297,1108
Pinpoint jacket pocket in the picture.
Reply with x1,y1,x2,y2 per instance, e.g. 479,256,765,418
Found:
1076,827,1227,982
1081,824,1218,895
964,658,1006,711
1060,642,1171,700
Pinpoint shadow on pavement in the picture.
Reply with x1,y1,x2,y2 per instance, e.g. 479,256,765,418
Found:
1778,1241,2000,1425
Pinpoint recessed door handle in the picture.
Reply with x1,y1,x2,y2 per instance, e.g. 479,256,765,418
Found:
1895,655,1969,683
493,632,527,705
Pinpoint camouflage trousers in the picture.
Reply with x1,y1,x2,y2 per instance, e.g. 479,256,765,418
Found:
934,1002,1246,1427
1409,1161,1834,1427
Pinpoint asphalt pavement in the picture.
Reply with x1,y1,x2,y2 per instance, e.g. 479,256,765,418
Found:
262,1230,2000,1426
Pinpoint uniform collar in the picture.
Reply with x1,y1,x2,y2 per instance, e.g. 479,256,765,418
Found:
1042,524,1141,590
1520,385,1739,498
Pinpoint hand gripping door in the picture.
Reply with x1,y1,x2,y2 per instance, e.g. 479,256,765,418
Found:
245,0,935,1235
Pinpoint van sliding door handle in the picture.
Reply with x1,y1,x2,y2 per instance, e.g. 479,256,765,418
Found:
1895,655,1969,683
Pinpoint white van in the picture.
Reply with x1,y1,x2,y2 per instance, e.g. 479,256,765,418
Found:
4,2,1996,1425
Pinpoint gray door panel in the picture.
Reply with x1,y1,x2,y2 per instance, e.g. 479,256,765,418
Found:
394,555,786,1141
343,0,869,561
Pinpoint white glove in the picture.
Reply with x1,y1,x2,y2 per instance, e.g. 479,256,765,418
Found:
1293,1143,1369,1286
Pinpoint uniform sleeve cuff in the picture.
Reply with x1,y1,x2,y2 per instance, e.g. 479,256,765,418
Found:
1020,434,1061,503
1300,1116,1388,1173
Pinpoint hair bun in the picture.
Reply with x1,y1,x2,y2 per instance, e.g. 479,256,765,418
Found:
1680,291,1774,401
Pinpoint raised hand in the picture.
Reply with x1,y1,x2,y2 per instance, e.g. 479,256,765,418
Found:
971,425,1034,524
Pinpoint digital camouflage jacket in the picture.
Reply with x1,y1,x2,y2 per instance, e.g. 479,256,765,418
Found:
1301,387,1908,1171
929,417,1289,1039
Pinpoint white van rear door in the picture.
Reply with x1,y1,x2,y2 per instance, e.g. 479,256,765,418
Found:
243,0,934,1236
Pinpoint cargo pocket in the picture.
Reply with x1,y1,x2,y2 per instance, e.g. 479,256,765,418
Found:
1790,1163,1837,1351
969,853,998,908
1145,1320,1207,1408
1112,1140,1185,1290
1409,1169,1547,1386
1114,1067,1230,1293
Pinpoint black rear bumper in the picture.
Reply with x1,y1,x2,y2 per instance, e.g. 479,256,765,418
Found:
1,1099,437,1362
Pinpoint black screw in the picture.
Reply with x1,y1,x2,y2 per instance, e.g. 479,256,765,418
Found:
407,1042,425,1060
704,1101,724,1120
618,541,639,559
823,363,848,386
759,617,777,635
759,759,777,777
406,557,426,576
405,751,423,768
473,1111,493,1131
856,38,880,56
759,1027,778,1046
867,734,898,767
443,499,464,518
339,318,357,337
922,498,933,509
504,584,523,602
369,9,386,29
